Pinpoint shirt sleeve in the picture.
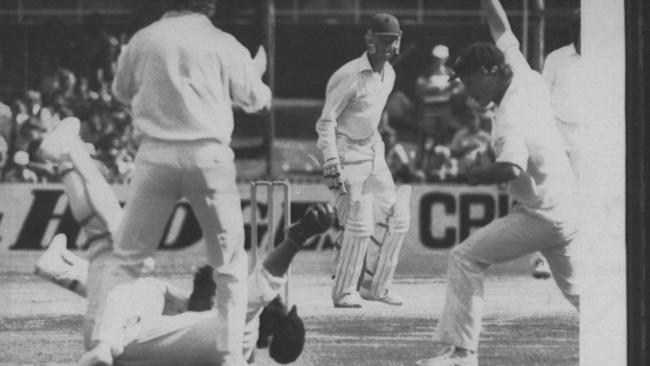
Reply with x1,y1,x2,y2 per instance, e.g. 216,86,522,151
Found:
494,135,529,172
247,266,286,315
315,71,355,162
541,51,557,90
225,37,272,114
112,40,138,105
495,32,530,75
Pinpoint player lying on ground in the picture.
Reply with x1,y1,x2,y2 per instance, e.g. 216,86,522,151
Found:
35,117,335,365
111,1,272,363
415,1,580,365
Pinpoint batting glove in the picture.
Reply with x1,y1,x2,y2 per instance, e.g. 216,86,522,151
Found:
323,159,348,195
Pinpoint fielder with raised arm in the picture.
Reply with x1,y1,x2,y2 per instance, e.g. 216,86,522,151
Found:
36,118,335,365
106,1,272,364
316,13,412,308
416,1,580,365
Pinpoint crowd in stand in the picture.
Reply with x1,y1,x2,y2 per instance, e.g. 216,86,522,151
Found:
0,72,136,184
0,26,491,185
0,14,136,184
381,44,495,184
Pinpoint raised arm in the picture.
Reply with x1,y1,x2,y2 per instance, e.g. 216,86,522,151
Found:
481,0,512,42
227,38,272,113
482,0,530,72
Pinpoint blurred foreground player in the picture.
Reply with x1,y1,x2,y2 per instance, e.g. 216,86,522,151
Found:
36,118,335,365
416,1,580,365
529,8,583,282
316,13,412,308
542,9,583,180
109,1,272,363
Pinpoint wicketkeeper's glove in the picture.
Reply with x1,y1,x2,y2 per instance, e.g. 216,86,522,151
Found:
286,203,336,246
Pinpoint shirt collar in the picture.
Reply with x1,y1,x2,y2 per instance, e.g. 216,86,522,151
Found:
357,52,389,81
162,10,207,20
357,52,375,73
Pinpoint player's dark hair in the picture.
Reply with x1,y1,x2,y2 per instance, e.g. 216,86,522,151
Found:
257,297,306,364
454,42,506,80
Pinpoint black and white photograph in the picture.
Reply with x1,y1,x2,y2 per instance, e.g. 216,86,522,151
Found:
0,0,636,365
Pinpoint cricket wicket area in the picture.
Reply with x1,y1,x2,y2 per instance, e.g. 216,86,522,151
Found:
250,180,292,304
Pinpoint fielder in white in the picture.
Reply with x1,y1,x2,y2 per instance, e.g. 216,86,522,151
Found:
106,1,271,364
542,9,584,180
530,10,582,282
416,1,580,365
316,13,412,308
36,117,335,365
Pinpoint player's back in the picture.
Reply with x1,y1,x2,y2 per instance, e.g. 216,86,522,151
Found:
123,12,242,143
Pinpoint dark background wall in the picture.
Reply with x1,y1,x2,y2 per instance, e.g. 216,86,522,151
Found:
0,0,579,101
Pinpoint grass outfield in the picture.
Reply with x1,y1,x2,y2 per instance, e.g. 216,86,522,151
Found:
2,251,578,366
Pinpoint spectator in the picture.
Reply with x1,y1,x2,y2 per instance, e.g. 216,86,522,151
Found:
415,44,462,145
0,100,11,143
4,151,39,183
0,52,22,102
420,135,457,182
448,94,493,181
0,135,7,178
381,128,424,184
13,116,57,181
67,12,119,93
384,90,416,130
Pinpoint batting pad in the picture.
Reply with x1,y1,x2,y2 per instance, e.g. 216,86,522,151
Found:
365,186,411,298
332,195,373,301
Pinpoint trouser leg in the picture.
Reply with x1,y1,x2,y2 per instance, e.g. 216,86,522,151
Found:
436,209,577,351
360,146,410,301
542,240,580,310
183,158,247,366
57,164,125,349
98,150,181,347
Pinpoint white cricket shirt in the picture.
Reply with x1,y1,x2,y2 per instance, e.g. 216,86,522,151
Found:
113,11,271,144
315,52,395,162
117,267,285,365
493,33,578,223
542,44,582,125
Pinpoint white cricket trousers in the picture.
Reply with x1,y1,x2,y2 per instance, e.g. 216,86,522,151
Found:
103,139,247,366
437,206,580,351
335,136,396,227
95,277,225,366
332,136,397,298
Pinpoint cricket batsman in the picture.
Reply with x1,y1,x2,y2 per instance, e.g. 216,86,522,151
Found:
416,1,580,365
316,13,412,308
36,118,336,365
